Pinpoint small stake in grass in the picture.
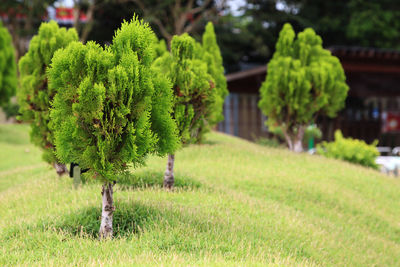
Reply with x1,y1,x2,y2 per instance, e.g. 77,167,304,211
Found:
49,16,178,239
72,165,81,189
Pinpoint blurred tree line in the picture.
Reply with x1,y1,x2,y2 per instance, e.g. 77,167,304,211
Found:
1,0,399,73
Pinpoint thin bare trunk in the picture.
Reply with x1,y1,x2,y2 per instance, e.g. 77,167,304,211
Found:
99,182,114,239
163,154,175,189
283,126,305,153
293,138,303,153
283,130,294,151
79,0,96,43
73,1,81,32
54,162,68,176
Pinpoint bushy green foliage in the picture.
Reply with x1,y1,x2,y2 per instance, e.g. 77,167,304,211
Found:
317,130,379,169
258,23,348,151
152,34,216,144
0,21,17,107
152,24,227,145
17,21,78,164
196,22,228,139
153,37,168,58
153,22,229,143
48,17,179,181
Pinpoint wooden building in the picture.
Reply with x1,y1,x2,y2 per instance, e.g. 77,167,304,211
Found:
218,47,400,146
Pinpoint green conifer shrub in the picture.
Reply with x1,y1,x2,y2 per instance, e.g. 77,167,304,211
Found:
317,130,379,169
48,17,179,239
18,21,78,175
196,22,228,141
153,33,221,189
153,37,168,58
0,21,17,108
258,23,349,152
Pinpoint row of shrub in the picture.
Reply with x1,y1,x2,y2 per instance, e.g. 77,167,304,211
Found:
0,15,382,238
1,16,228,239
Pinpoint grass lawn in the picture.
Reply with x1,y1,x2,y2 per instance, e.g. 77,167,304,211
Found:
1,123,399,266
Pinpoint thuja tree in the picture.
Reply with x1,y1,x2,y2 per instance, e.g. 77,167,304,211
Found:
0,21,17,107
258,23,349,152
153,34,217,189
18,21,78,175
194,22,228,142
48,17,178,239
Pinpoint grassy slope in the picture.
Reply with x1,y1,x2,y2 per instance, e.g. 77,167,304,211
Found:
0,124,399,266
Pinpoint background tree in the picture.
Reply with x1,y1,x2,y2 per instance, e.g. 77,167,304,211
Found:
117,0,227,45
0,21,17,108
217,0,400,73
72,0,113,43
258,23,349,152
48,17,179,238
18,21,78,175
153,33,223,189
194,22,228,142
0,0,56,59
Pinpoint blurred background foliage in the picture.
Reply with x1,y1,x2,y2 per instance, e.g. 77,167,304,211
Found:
1,0,399,72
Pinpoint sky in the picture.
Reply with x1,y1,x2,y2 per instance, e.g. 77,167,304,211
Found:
55,0,247,15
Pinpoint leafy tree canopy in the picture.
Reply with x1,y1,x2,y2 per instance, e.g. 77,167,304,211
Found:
18,21,78,166
0,21,17,107
49,16,179,180
258,23,349,152
219,0,400,72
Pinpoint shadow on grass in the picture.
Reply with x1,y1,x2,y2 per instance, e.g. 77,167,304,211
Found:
2,200,217,242
49,202,167,238
116,170,202,190
1,202,167,240
198,139,219,145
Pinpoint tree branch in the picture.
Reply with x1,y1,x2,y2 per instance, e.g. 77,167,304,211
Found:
183,8,213,33
152,17,173,41
80,1,96,43
190,0,213,15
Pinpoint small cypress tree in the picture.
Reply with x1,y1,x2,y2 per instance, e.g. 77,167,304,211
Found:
153,37,168,58
18,21,78,174
153,34,218,189
0,21,17,108
258,23,349,152
195,22,228,141
48,17,178,239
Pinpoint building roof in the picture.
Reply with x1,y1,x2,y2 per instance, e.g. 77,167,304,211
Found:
329,46,400,60
226,65,266,82
225,46,400,82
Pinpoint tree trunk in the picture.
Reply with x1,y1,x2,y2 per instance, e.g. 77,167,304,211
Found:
99,182,114,239
293,138,303,153
163,154,175,189
79,0,96,43
54,163,68,176
283,126,305,153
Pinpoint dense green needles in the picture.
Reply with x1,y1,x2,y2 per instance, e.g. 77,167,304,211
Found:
258,23,349,152
0,21,17,108
18,21,78,174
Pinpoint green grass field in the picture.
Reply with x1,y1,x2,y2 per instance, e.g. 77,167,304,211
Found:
1,124,400,266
